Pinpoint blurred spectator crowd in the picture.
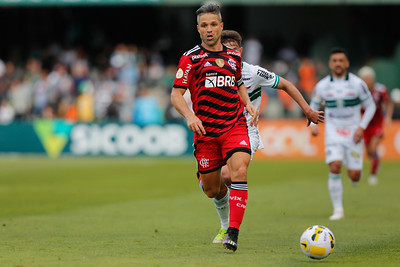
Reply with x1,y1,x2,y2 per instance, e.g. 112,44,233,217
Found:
0,43,176,125
0,40,399,125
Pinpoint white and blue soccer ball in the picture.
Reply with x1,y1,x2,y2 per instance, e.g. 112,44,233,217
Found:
300,225,335,260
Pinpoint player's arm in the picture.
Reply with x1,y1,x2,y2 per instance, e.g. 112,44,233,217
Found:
170,87,206,136
308,85,323,136
237,83,259,126
354,84,377,143
276,77,324,126
383,89,394,126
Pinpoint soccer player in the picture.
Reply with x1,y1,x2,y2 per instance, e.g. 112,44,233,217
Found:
310,48,376,220
207,30,324,243
170,3,258,252
358,66,394,185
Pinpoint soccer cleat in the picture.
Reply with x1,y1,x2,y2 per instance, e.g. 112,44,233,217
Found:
223,227,239,252
368,175,378,186
329,210,345,221
212,228,227,243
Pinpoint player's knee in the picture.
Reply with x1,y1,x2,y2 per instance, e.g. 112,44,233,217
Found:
203,187,220,198
329,161,341,173
348,170,361,181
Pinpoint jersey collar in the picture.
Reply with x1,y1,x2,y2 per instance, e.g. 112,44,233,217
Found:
330,72,349,82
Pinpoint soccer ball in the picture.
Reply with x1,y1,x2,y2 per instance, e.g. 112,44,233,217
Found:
300,225,335,260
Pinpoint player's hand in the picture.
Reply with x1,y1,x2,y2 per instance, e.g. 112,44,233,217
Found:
246,103,259,126
310,125,320,137
353,127,364,144
186,114,206,136
306,109,324,127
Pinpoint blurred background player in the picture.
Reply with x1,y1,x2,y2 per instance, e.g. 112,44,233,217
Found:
310,48,376,220
170,3,258,252
358,66,394,185
206,30,324,243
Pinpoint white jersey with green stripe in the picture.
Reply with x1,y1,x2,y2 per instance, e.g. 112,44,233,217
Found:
242,61,279,122
242,61,280,153
310,72,376,145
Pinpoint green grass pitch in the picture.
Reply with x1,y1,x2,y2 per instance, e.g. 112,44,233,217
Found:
0,156,399,266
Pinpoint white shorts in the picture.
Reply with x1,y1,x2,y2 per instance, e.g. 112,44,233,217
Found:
325,141,364,170
248,125,264,159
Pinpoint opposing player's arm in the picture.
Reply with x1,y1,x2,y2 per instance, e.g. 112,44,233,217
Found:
170,87,206,136
276,77,324,126
383,88,394,126
237,83,259,126
359,83,376,130
353,81,377,143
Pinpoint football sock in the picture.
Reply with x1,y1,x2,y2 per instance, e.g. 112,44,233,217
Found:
328,173,343,212
228,182,248,230
371,154,379,175
213,187,230,230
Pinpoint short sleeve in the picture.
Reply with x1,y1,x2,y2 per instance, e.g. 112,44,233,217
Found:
173,55,193,89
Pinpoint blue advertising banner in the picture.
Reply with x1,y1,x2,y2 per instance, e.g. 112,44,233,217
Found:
0,120,194,158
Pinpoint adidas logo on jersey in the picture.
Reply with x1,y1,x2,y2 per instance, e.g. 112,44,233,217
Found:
204,62,212,67
240,140,248,146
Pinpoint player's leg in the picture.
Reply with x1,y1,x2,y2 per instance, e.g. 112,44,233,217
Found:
198,169,230,243
345,141,364,186
194,140,230,243
219,120,251,251
200,170,227,199
326,144,345,220
223,151,251,251
221,165,232,186
210,164,231,243
212,124,259,243
366,135,381,185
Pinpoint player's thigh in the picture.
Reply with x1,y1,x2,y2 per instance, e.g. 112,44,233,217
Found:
325,143,345,165
344,142,364,170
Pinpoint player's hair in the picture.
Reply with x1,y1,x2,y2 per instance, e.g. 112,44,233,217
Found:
330,47,348,58
221,30,242,47
358,66,376,79
196,3,222,24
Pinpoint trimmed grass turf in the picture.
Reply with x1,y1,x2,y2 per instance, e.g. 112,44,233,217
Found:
0,156,399,266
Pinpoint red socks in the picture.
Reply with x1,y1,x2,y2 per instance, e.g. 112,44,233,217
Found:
229,182,248,230
371,154,379,175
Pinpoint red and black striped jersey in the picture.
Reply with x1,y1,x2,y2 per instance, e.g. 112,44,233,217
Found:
173,44,245,142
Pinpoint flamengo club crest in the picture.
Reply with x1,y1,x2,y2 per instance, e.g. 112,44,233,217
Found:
199,157,210,168
215,58,224,68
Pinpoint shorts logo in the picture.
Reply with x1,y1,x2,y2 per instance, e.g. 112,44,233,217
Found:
199,157,210,168
215,58,224,68
351,151,360,158
240,140,248,146
176,68,183,79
